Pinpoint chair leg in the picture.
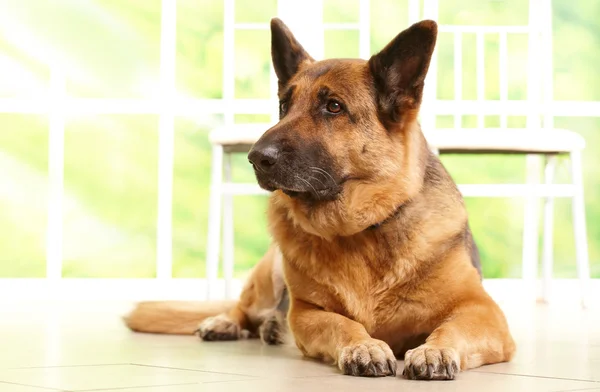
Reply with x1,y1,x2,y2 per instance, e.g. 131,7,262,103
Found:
541,154,557,303
222,153,235,299
206,145,224,300
522,154,541,299
569,150,590,308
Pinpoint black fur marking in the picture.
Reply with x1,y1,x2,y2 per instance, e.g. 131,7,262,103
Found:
305,62,334,80
259,289,288,345
367,204,407,231
422,155,482,277
367,21,437,128
422,153,446,187
271,18,313,87
279,85,295,102
317,86,330,101
279,86,295,118
250,124,343,203
277,287,290,314
466,225,482,278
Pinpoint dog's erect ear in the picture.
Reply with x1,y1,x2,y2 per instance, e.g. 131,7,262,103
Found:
368,20,437,126
271,18,314,87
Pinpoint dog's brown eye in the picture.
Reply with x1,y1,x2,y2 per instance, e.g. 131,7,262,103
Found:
279,101,288,114
326,100,342,114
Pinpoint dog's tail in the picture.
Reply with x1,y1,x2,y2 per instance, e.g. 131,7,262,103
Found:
123,300,237,335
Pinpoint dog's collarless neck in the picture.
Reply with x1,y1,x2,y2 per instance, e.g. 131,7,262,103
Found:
367,204,404,231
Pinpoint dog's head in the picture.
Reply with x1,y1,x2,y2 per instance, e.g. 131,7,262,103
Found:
248,18,438,238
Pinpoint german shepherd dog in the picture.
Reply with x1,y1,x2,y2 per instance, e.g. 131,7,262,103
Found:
125,18,515,380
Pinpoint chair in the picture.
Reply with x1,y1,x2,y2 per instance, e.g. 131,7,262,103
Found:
418,0,589,306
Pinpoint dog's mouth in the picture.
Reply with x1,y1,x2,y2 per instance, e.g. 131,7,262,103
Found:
282,188,335,201
281,189,305,198
257,178,340,202
249,158,347,202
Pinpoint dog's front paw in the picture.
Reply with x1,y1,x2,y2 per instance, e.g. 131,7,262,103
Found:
196,314,240,341
338,339,397,377
403,345,460,380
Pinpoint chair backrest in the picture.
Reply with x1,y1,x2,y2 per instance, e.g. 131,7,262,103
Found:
413,0,554,132
221,0,371,128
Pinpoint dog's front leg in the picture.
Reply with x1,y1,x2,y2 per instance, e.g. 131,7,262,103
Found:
289,298,397,377
403,296,516,380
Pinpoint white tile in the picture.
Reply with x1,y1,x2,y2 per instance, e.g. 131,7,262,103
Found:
556,390,600,392
86,373,600,392
138,340,341,378
76,385,201,392
0,365,250,391
473,342,600,382
2,300,600,392
0,382,63,392
500,303,600,347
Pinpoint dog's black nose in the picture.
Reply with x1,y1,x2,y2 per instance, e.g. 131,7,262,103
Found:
248,145,279,171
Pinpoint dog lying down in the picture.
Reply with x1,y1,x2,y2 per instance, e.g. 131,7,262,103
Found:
124,18,515,380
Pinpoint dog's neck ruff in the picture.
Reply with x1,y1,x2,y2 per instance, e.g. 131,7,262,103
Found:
367,203,405,231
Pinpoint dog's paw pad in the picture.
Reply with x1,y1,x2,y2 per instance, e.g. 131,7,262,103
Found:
196,315,240,341
338,339,397,377
402,345,460,380
259,314,286,345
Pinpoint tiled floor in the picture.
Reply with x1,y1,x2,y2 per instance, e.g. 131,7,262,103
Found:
1,299,599,392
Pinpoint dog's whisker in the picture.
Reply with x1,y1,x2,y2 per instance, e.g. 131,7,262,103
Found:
251,162,265,174
295,176,320,201
306,174,326,188
309,167,336,186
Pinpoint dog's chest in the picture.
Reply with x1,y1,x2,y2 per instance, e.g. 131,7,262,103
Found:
278,218,442,348
290,239,425,328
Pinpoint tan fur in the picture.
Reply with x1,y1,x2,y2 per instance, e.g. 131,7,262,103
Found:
124,18,515,380
123,300,236,335
124,245,285,339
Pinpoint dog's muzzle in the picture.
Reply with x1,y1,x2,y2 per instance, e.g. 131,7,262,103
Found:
248,137,342,202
